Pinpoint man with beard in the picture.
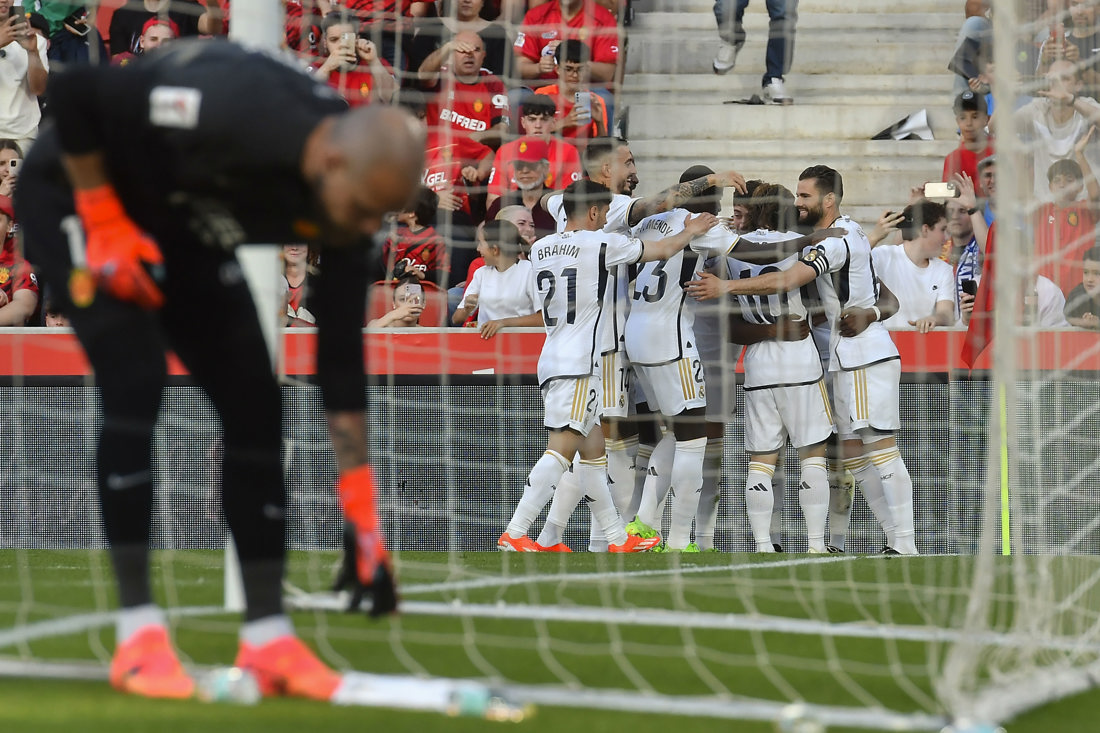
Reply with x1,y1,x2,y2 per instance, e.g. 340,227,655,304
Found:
486,94,582,210
16,40,423,699
688,165,918,555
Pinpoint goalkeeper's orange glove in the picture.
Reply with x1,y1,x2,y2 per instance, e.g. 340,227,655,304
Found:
333,464,398,617
73,185,164,309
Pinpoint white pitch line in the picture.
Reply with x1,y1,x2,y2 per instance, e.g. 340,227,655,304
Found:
399,552,865,596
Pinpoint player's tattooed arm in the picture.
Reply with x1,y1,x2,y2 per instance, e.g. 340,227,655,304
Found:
327,411,370,471
626,170,747,227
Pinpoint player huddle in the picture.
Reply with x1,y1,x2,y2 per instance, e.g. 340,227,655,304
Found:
498,153,919,556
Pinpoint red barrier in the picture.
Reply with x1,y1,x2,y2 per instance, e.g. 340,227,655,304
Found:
1,327,1098,377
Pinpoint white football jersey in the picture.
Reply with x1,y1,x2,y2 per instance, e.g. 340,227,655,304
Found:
799,216,899,371
460,260,541,325
547,192,638,354
625,210,738,366
870,245,957,327
725,234,824,390
528,228,644,387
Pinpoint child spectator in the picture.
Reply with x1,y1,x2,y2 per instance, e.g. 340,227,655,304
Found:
534,40,609,142
943,90,994,198
368,275,427,328
1064,246,1100,328
383,186,450,287
452,219,541,338
1033,154,1098,294
872,199,958,332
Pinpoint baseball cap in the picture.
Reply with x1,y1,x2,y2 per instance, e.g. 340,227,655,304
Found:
142,17,180,37
977,154,996,172
953,90,988,116
514,137,549,164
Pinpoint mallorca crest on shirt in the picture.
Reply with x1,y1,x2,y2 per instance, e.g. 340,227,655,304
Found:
1068,210,1080,227
0,265,9,287
519,141,528,153
473,99,484,113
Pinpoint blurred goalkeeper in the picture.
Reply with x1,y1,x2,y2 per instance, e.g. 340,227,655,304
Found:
15,41,423,701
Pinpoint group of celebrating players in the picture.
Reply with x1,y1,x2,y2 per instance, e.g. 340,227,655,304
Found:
496,144,920,556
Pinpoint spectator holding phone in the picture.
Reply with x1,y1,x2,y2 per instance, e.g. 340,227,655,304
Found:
0,0,47,154
871,199,958,333
368,275,427,328
0,193,37,325
942,197,982,314
534,40,609,141
312,13,396,107
0,138,21,196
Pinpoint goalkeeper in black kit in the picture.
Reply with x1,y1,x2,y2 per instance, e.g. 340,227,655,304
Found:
15,40,424,701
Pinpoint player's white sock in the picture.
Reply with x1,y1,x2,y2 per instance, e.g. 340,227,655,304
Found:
507,450,570,538
694,438,724,551
869,446,917,555
627,442,653,521
605,436,638,514
537,462,581,548
845,454,896,548
798,456,829,553
828,462,855,551
577,456,628,546
745,461,777,552
589,437,637,551
637,434,675,529
116,603,167,645
667,437,707,549
770,468,785,546
240,614,294,647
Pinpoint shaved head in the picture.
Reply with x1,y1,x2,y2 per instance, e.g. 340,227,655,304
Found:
310,105,426,243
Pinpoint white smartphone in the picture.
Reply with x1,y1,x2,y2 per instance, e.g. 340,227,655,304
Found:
923,181,960,199
403,282,424,306
574,91,592,121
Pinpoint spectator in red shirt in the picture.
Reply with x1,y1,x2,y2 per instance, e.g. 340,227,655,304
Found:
943,90,994,199
1034,155,1098,294
331,0,434,71
197,0,324,57
0,194,38,325
486,95,582,208
535,40,609,142
110,17,177,66
383,185,450,286
421,29,510,148
513,0,619,85
312,13,396,106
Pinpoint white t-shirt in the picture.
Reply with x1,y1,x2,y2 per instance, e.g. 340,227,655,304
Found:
528,228,643,386
625,209,738,365
871,244,957,327
459,259,539,325
1036,275,1071,328
0,39,47,139
800,216,899,371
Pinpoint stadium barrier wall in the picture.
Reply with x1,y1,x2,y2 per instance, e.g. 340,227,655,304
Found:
2,329,1098,554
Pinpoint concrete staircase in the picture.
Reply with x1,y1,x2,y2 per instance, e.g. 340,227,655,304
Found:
619,0,965,224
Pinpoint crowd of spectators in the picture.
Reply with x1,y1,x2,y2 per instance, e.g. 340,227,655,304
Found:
6,0,1100,336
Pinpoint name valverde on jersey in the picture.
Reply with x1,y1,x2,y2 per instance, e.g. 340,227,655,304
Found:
528,228,643,387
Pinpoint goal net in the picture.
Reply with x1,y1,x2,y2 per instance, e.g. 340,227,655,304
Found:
4,0,1100,730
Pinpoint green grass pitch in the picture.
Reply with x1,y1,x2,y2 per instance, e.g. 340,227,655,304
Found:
2,550,1099,733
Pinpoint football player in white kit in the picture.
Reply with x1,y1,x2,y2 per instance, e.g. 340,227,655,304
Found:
499,180,718,552
688,166,919,555
625,167,744,551
535,142,748,551
715,184,834,553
